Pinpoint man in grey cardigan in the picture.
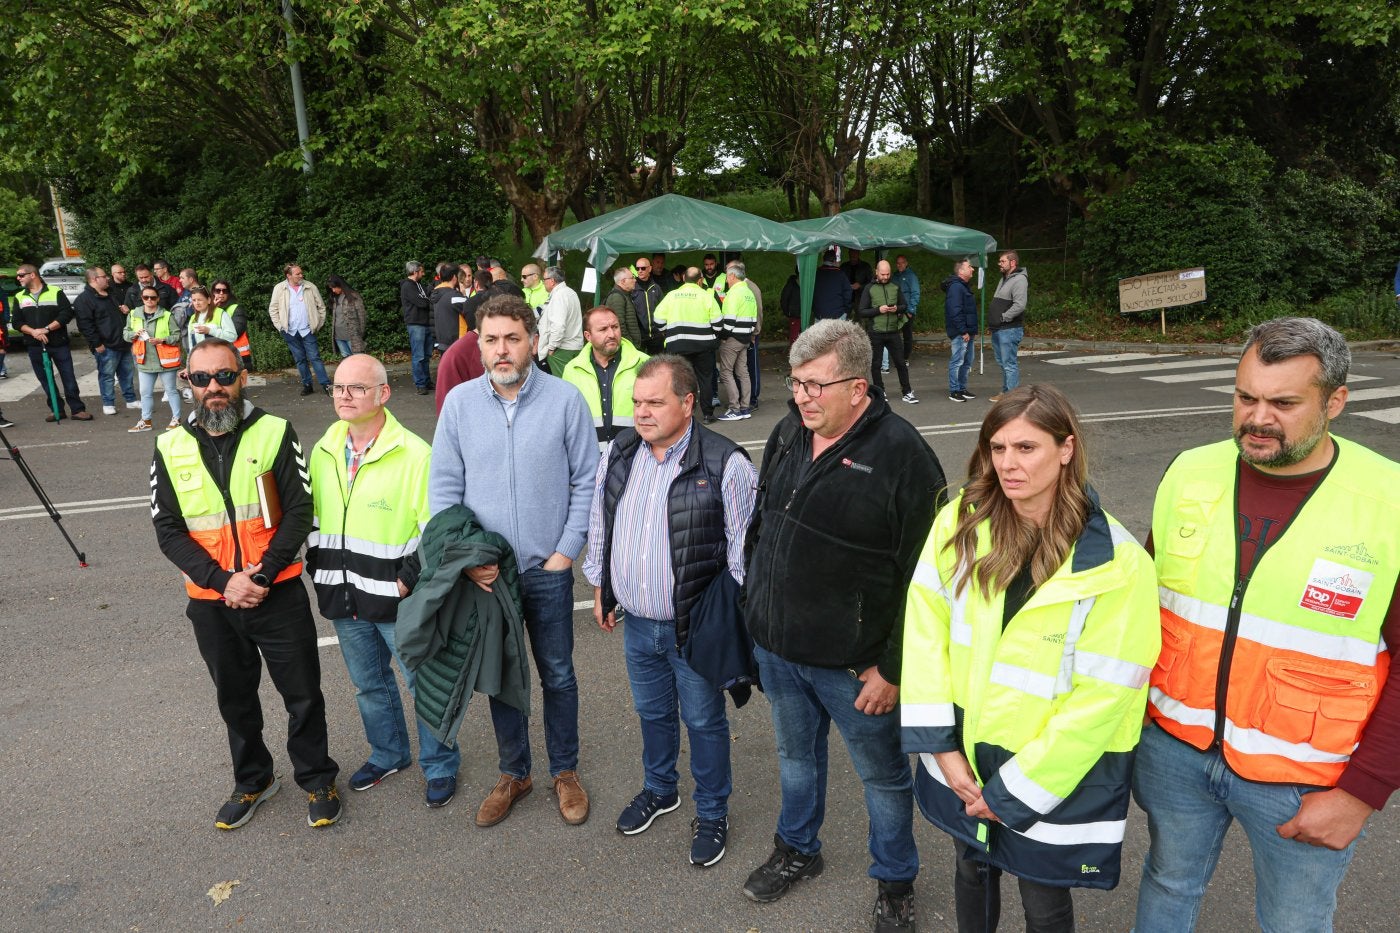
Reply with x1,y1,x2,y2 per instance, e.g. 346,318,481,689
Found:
429,293,600,829
988,251,1028,401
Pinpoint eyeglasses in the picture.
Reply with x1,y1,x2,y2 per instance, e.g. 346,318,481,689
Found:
784,375,860,398
141,294,160,301
15,272,30,279
521,272,538,280
635,265,650,271
212,287,228,294
331,382,384,397
188,370,240,387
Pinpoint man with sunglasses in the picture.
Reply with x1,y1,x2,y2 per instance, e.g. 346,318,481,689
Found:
8,264,93,421
150,338,341,830
73,266,138,415
742,319,947,931
306,354,461,808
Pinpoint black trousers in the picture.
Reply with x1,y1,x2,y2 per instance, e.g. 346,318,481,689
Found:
953,846,1075,933
677,348,717,417
870,330,911,395
187,580,338,792
901,319,914,361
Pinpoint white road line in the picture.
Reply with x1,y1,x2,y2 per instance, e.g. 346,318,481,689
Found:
0,493,145,515
1047,353,1181,366
2,439,91,450
1354,408,1400,424
1342,386,1400,402
1201,374,1379,394
1017,350,1065,356
1092,358,1234,374
1143,369,1244,383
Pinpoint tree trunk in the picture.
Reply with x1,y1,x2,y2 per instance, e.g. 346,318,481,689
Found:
512,207,524,248
914,132,932,217
950,170,966,228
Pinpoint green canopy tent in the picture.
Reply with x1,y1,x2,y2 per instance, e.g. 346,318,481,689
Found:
786,208,998,368
533,192,832,321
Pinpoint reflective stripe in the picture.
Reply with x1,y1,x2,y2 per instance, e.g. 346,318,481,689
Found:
903,703,955,728
998,756,1064,815
185,502,260,532
312,568,401,597
1107,521,1137,549
1012,818,1127,846
950,620,973,647
1150,689,1352,763
1074,650,1151,690
920,753,952,786
1161,588,1385,666
1055,596,1096,696
990,661,1057,700
306,531,419,560
614,415,635,427
911,559,941,590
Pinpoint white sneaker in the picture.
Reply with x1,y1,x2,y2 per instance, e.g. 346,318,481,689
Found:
168,418,181,430
128,419,153,433
102,405,117,415
902,392,920,404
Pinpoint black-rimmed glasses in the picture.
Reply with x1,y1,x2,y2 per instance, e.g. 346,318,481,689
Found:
188,370,240,387
331,383,384,398
784,375,860,398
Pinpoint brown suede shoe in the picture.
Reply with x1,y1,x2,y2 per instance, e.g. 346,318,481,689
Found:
553,770,590,825
474,774,532,827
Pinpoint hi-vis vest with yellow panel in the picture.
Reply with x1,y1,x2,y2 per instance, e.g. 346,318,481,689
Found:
126,307,182,368
1150,438,1400,786
156,416,303,599
561,338,648,445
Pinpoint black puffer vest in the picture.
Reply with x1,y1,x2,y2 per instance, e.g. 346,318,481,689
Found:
599,421,747,649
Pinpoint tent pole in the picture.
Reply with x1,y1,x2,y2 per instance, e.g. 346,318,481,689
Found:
978,250,987,376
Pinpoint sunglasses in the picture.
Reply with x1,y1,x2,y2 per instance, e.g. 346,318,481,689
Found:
212,288,228,293
142,294,160,301
187,370,240,387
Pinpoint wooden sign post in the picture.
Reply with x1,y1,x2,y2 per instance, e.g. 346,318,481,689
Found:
1119,268,1207,335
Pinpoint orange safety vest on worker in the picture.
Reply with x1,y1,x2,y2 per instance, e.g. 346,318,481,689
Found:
224,302,251,359
1149,437,1400,786
126,307,182,368
155,413,303,599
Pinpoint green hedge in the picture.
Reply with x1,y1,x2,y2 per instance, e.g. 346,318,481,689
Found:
63,147,506,369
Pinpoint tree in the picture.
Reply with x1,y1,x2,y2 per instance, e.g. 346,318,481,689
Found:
0,186,52,262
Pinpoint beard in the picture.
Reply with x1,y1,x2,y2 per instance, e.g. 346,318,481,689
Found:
488,359,529,387
196,392,243,434
1234,413,1327,469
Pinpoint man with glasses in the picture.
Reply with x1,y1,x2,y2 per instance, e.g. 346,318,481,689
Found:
631,257,665,353
8,264,94,421
268,263,331,397
150,338,341,830
306,353,461,809
742,319,947,931
520,263,549,314
73,266,138,415
537,266,585,376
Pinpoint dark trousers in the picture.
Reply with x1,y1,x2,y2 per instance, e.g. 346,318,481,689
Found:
954,847,1075,933
678,348,717,417
186,580,339,792
27,344,87,415
901,319,914,360
870,331,911,395
747,341,761,404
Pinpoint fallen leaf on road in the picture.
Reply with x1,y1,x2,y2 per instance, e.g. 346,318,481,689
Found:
207,880,241,906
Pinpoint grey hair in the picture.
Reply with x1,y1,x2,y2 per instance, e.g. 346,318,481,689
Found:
613,267,633,285
1242,316,1350,395
489,259,504,271
544,266,565,285
405,260,423,275
85,266,107,284
637,354,699,402
725,261,747,280
790,319,871,380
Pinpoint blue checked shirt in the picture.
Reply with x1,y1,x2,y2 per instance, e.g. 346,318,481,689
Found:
583,424,757,621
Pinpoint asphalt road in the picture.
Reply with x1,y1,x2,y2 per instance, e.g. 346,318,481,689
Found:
2,342,1398,932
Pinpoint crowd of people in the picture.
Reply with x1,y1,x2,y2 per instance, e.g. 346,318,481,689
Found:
137,276,1397,933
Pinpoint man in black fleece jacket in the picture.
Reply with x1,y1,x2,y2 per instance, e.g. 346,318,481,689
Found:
742,319,948,930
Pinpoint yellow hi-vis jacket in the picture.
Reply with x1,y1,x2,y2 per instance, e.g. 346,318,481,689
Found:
653,282,720,354
561,338,648,447
1149,437,1398,787
902,490,1160,889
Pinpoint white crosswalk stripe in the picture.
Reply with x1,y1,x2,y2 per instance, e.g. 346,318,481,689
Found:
1341,386,1400,402
1092,358,1234,374
1200,375,1379,394
1354,408,1400,424
1143,369,1242,383
1046,352,1180,366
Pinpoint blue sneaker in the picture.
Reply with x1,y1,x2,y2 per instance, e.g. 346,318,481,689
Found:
615,788,679,835
350,760,411,792
690,816,729,867
425,776,457,809
717,408,747,422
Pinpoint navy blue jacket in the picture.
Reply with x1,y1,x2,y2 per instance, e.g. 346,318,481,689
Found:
942,275,978,338
812,267,852,320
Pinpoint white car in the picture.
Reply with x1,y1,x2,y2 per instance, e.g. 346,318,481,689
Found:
39,258,86,301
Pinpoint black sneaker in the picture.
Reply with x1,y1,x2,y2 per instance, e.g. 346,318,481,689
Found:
307,784,342,827
743,835,825,903
960,389,976,400
690,816,728,867
873,882,917,932
948,391,966,402
616,788,680,835
0,414,12,428
350,760,410,792
214,776,280,830
299,384,314,396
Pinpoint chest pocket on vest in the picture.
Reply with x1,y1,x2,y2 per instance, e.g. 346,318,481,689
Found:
169,451,212,513
1158,480,1225,593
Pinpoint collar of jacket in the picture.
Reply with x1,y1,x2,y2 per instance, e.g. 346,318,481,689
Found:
314,406,409,468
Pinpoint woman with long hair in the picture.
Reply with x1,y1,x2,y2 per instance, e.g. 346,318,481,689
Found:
901,385,1160,932
211,279,252,369
327,274,367,357
181,286,237,356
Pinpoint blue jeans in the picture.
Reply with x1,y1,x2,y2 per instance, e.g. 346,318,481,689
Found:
1132,722,1359,933
746,341,761,404
333,618,460,780
335,338,357,358
624,614,731,820
754,644,918,883
948,335,973,394
138,369,181,422
991,326,1022,392
93,346,137,406
489,566,579,778
280,330,329,388
407,324,432,388
27,344,87,415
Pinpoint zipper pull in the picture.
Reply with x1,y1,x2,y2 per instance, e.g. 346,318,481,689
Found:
1229,579,1245,610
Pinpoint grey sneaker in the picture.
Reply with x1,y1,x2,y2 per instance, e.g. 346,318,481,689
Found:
743,835,825,903
215,776,280,830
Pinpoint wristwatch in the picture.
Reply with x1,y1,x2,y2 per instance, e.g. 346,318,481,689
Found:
249,571,271,587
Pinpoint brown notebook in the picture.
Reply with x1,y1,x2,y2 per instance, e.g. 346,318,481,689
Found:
254,471,282,529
